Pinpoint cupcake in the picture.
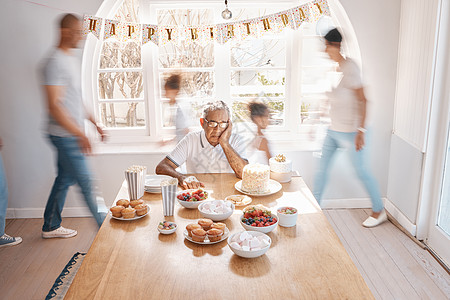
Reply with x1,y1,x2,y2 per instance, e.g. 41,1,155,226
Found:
116,199,130,208
207,228,224,242
121,207,136,219
134,204,148,216
191,228,207,242
210,222,226,233
110,205,125,218
130,199,144,208
198,219,213,231
186,223,202,237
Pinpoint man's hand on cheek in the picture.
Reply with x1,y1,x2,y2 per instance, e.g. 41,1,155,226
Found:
219,120,232,145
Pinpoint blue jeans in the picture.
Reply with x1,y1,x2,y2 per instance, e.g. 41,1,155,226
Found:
313,129,384,212
43,135,104,231
0,154,8,236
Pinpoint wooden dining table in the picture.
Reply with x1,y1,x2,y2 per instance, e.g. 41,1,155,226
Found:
65,173,374,300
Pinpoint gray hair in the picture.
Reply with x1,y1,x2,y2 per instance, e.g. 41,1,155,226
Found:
202,100,230,119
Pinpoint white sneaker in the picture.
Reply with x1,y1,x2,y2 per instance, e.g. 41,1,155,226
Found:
362,210,388,228
42,226,77,239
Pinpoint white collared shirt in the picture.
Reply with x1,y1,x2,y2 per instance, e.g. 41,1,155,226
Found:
167,130,248,173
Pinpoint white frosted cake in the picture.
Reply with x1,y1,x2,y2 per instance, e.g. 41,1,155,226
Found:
241,163,270,194
269,154,292,183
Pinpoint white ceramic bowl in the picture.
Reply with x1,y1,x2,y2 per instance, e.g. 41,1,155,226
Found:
276,207,298,227
240,214,278,233
176,189,208,209
227,231,271,258
198,200,235,221
157,222,177,234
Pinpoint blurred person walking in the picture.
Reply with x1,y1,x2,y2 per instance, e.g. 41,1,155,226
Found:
162,74,191,144
247,101,272,164
0,137,22,248
313,28,386,228
41,14,106,238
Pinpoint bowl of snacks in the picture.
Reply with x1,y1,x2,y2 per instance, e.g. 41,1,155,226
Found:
227,230,271,258
157,221,177,234
224,194,252,207
277,207,298,227
176,189,209,209
240,205,278,233
198,200,235,221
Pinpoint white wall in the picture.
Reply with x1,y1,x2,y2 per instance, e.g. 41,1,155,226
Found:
0,0,401,218
0,0,104,218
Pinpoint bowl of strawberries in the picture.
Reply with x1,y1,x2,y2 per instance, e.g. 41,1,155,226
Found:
240,205,278,233
176,189,209,209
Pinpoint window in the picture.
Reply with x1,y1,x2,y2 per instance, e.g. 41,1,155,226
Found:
96,0,146,134
89,0,360,145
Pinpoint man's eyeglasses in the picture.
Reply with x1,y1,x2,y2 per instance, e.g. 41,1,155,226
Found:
204,118,229,128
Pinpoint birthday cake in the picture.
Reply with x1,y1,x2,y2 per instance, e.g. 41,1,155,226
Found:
241,163,270,194
269,154,292,183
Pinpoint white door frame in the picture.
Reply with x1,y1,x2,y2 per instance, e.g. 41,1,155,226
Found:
416,0,450,266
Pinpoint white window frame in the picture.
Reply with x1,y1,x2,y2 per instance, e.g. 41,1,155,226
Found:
84,0,362,146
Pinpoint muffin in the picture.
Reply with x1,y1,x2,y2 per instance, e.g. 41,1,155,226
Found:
207,228,224,242
116,199,130,208
134,204,148,216
186,223,202,237
210,222,226,233
121,207,136,219
110,205,125,218
191,228,207,242
198,219,213,231
130,199,144,208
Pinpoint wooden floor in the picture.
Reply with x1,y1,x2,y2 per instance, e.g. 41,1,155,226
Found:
324,209,450,300
0,211,448,300
0,217,98,300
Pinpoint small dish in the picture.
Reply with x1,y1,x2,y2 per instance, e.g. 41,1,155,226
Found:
157,221,177,234
277,207,298,227
224,194,252,206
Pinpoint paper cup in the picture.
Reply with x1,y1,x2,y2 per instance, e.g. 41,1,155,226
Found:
161,178,178,216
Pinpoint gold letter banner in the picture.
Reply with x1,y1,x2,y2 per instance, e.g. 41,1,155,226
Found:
83,15,102,39
84,0,330,45
142,24,158,45
104,19,120,40
310,0,331,22
121,23,140,42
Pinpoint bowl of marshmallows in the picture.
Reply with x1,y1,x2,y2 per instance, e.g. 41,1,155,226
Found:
198,200,235,221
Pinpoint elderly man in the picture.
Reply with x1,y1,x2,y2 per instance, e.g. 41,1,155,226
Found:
156,100,248,189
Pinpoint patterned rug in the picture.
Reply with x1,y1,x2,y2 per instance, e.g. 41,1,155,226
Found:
45,252,86,300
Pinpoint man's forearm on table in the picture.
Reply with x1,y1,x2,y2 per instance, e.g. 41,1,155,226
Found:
156,161,185,183
221,142,248,178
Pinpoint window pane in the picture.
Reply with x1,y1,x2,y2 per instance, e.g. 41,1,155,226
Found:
115,0,139,23
231,100,284,126
98,72,144,99
231,39,286,68
231,70,285,97
157,9,213,26
160,71,214,98
100,42,142,69
159,43,214,68
267,100,285,126
99,102,145,128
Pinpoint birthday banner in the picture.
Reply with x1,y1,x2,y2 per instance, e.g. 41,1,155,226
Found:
83,0,330,45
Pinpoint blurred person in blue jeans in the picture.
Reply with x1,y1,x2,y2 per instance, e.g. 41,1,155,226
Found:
41,14,106,238
0,137,23,248
313,28,387,228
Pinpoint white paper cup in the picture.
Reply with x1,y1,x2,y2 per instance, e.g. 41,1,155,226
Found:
161,178,178,216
